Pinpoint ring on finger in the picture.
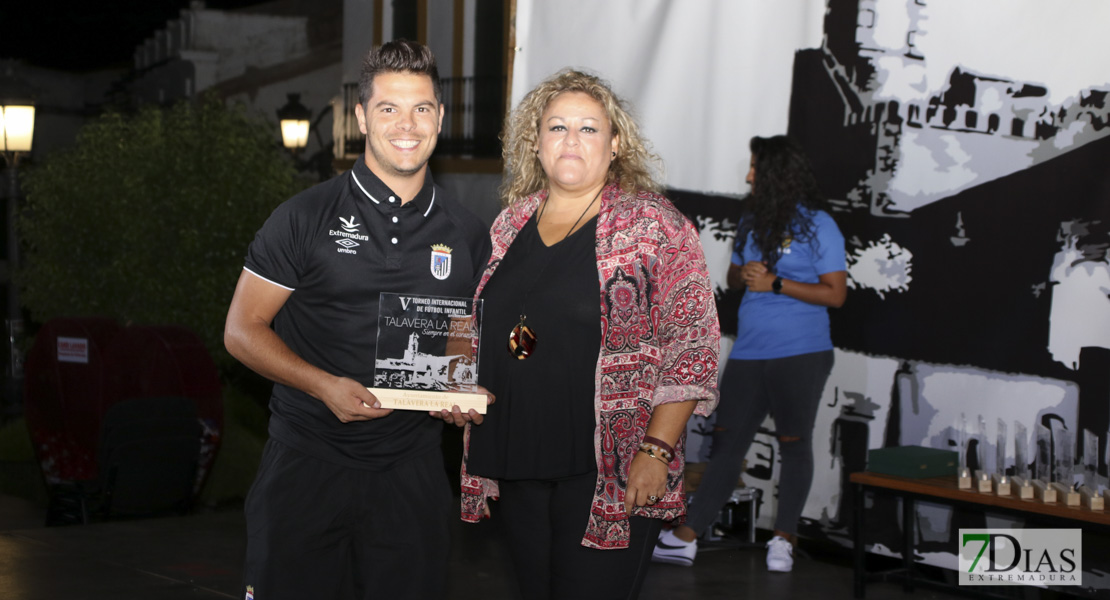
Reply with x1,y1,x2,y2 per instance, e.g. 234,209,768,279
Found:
648,495,658,503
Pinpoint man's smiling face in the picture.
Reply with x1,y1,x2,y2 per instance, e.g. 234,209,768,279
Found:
356,71,443,188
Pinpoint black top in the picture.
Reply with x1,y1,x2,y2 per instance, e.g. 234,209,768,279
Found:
467,213,601,480
244,156,491,470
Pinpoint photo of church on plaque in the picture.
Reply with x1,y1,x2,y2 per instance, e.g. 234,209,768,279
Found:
376,330,475,390
370,293,487,413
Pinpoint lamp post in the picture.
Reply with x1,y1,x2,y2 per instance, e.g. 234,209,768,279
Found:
1,67,35,418
277,93,311,155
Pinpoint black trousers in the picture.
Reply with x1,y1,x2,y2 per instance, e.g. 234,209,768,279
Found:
497,472,663,600
242,440,452,600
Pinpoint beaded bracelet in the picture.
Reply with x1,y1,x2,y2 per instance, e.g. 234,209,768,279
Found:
638,442,672,465
642,435,676,458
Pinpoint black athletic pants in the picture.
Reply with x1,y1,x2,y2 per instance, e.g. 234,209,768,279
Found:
242,440,452,599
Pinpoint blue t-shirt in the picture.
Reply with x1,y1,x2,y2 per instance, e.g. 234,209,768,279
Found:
729,208,845,360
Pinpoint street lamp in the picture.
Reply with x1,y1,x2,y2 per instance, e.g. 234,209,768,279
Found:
277,93,335,182
1,105,35,154
277,93,311,154
0,66,35,418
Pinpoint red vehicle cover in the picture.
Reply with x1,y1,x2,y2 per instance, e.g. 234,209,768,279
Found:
24,320,223,491
23,317,122,483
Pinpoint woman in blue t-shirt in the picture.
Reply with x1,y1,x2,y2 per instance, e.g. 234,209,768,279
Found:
653,135,847,573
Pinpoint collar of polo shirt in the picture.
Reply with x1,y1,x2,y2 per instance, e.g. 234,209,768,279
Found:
350,154,437,218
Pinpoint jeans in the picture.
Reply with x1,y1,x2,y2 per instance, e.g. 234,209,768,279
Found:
685,350,834,536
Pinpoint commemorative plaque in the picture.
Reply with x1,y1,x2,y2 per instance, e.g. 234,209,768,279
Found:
369,292,486,414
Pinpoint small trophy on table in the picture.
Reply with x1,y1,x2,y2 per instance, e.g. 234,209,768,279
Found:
993,418,1010,496
1010,422,1034,499
974,415,993,493
1030,424,1057,503
1078,429,1104,510
956,414,973,489
1049,426,1080,506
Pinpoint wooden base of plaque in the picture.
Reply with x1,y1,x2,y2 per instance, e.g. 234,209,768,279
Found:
992,474,1011,496
1009,476,1035,499
1079,486,1105,511
1031,479,1057,503
1050,482,1081,506
974,470,992,493
368,388,487,414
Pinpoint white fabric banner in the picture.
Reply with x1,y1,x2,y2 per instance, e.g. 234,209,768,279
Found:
512,0,825,196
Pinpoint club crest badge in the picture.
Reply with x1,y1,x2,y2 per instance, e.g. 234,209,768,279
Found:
430,244,452,280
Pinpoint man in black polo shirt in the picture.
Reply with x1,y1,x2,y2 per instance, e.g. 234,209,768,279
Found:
224,40,491,599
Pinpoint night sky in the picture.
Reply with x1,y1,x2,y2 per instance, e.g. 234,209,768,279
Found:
0,0,268,72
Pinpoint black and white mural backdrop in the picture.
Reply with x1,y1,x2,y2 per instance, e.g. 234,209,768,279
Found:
512,0,1109,589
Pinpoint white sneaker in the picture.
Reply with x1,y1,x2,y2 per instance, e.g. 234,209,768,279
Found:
766,536,794,572
652,529,697,566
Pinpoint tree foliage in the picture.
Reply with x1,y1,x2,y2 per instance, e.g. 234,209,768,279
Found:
17,96,301,370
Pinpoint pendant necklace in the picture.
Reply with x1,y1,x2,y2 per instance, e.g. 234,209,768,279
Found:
507,187,602,360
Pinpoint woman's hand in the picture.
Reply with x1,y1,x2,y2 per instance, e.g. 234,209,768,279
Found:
739,265,848,308
740,261,775,292
429,385,496,426
624,450,670,514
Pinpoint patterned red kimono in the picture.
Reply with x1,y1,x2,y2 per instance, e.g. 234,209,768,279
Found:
461,183,721,549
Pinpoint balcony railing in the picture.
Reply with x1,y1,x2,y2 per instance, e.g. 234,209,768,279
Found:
338,76,505,161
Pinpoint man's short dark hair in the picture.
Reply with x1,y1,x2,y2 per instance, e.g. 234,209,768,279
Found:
358,39,443,107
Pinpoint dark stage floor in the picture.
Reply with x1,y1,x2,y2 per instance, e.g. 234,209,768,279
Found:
0,492,972,599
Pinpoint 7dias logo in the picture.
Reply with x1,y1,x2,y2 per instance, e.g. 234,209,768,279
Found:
959,529,1081,586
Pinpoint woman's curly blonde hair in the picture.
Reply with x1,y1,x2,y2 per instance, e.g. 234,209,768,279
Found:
499,69,662,207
